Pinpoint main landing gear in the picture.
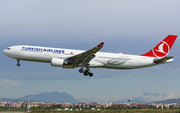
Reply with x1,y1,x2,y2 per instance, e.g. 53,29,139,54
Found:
16,59,20,67
79,68,93,77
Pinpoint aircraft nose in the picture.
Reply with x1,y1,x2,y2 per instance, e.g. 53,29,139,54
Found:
2,49,7,55
2,48,14,57
2,49,9,56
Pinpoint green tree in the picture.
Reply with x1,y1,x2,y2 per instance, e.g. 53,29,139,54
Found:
4,106,8,110
113,106,117,110
154,106,157,109
121,105,125,109
31,106,36,109
169,105,172,109
49,105,53,110
130,106,134,109
106,106,111,110
101,106,104,110
149,106,153,109
164,106,167,109
158,106,162,109
134,106,138,109
69,105,73,109
125,106,129,109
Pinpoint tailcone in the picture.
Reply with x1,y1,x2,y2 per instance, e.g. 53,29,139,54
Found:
166,59,174,63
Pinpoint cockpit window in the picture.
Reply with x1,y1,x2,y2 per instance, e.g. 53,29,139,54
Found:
7,48,10,50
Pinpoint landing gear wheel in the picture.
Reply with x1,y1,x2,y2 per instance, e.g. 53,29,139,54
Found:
89,73,93,77
16,63,20,67
80,67,94,77
83,70,89,76
16,59,20,67
79,68,84,73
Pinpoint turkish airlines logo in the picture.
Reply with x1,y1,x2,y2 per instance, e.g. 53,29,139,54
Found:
152,41,170,58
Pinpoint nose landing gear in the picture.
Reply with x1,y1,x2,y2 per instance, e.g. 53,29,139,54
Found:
16,60,20,67
79,68,93,77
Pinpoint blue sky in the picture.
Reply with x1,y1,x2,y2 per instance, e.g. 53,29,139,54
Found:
1,0,180,103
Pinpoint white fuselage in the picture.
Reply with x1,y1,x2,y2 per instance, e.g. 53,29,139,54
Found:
2,45,173,69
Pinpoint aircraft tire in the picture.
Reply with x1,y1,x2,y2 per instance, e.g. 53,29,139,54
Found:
84,70,89,76
16,63,20,67
79,68,84,73
89,73,93,77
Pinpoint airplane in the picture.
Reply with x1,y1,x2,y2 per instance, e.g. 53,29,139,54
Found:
2,35,177,77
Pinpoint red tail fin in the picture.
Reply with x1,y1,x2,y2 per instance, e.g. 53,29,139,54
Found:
141,35,177,58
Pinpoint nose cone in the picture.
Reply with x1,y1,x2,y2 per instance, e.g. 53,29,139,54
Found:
2,49,6,55
2,49,10,57
2,47,16,58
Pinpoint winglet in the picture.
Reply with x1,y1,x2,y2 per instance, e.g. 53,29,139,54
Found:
97,42,104,48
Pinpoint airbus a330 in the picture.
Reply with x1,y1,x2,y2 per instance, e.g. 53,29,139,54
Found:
2,35,177,77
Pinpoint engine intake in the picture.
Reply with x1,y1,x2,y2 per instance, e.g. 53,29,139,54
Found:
51,58,64,67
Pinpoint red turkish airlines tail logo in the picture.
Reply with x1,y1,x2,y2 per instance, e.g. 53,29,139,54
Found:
152,41,170,57
141,35,177,58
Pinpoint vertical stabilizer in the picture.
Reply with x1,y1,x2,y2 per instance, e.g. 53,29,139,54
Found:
141,35,177,58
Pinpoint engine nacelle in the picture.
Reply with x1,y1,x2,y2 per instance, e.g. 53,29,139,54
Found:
51,58,64,67
88,61,104,68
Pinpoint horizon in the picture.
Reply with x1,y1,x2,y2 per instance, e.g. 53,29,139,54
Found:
1,91,180,104
1,0,180,103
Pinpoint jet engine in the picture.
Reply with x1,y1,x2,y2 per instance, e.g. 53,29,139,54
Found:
51,58,64,67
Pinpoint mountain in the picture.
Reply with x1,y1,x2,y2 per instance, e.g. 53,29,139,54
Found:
116,99,149,104
0,98,22,102
129,99,148,104
151,98,180,104
19,92,80,103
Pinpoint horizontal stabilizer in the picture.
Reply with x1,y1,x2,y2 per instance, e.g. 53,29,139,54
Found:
153,56,173,64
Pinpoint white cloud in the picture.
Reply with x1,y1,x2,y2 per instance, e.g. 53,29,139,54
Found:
0,79,19,88
140,92,180,102
114,92,180,103
0,0,180,100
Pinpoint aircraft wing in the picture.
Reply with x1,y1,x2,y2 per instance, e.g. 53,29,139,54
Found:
153,56,173,64
64,42,104,67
